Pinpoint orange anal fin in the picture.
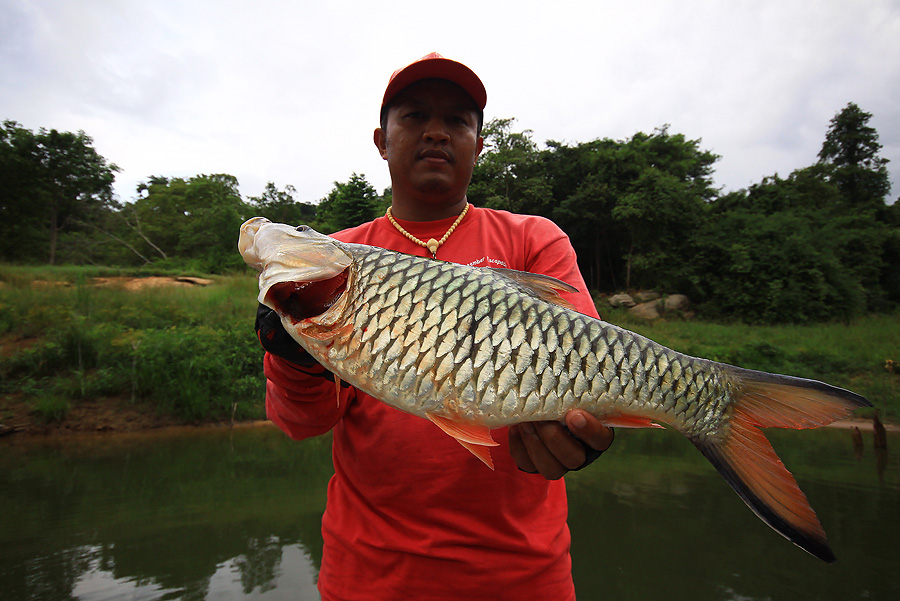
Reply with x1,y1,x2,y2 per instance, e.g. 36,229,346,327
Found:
457,440,495,470
335,375,342,408
426,413,498,470
600,414,665,429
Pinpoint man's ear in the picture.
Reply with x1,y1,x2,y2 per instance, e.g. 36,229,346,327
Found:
474,135,484,164
374,128,388,160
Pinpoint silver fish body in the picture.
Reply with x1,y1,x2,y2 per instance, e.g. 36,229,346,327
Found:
301,239,731,437
239,217,870,563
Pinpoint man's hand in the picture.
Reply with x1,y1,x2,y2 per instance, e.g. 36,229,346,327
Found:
255,303,318,366
508,410,614,480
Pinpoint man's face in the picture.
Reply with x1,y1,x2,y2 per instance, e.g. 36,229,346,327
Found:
375,79,483,207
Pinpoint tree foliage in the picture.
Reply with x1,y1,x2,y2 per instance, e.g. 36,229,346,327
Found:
692,169,866,322
246,182,317,226
468,118,552,215
0,120,118,264
2,102,895,323
315,172,381,233
128,174,249,272
473,122,718,292
469,110,893,322
817,102,891,211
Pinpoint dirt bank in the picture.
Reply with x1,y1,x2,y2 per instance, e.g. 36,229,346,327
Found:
0,394,188,438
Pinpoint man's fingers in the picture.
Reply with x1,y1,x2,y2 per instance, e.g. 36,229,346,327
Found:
509,413,614,479
508,424,538,474
511,422,585,480
565,409,614,453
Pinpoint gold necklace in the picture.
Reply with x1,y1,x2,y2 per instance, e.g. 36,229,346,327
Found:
385,203,470,259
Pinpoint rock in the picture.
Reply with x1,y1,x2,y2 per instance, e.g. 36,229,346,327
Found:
629,301,661,320
175,276,214,286
607,293,635,308
664,294,691,312
633,290,660,303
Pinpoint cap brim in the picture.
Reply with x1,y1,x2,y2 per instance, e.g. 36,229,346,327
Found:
382,56,486,110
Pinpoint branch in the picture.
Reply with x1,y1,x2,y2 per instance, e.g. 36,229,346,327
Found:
122,208,168,259
70,218,152,264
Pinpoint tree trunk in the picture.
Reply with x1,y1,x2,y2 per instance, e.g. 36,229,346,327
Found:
48,200,58,265
625,240,634,290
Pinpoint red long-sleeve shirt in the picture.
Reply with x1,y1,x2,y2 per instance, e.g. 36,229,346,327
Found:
264,206,599,601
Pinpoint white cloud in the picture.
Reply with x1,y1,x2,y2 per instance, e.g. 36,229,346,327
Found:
2,0,898,203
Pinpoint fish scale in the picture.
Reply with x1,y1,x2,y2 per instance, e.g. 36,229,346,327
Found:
240,218,872,563
342,244,718,429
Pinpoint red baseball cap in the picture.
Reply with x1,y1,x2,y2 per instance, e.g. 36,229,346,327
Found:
382,52,487,110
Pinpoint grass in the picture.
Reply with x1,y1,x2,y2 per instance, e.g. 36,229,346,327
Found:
0,263,217,285
1,263,897,426
1,266,266,423
30,393,71,424
603,306,899,420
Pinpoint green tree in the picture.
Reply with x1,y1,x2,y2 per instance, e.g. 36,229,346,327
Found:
817,102,891,211
316,173,380,233
468,118,551,215
694,167,877,322
0,120,118,263
0,121,43,261
175,174,248,272
130,176,193,258
246,182,317,226
879,201,900,305
547,128,718,291
128,174,248,272
817,103,896,310
609,127,717,290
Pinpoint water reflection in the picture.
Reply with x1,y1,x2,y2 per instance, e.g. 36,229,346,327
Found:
1,424,897,600
567,426,899,601
0,426,328,601
70,542,318,601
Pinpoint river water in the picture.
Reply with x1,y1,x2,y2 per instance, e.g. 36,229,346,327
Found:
1,423,897,600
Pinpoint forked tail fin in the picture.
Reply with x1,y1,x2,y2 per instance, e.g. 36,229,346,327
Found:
692,367,871,563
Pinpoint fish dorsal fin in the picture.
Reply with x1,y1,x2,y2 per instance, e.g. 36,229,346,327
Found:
426,413,498,470
491,268,578,310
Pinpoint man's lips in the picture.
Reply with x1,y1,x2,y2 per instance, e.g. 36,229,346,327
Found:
419,149,452,163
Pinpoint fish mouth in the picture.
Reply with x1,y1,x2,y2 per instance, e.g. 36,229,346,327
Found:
265,269,349,322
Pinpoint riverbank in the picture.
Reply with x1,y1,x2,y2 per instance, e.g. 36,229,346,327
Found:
2,392,894,441
0,394,187,438
2,267,898,439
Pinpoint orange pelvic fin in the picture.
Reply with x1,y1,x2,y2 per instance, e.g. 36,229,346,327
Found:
694,367,871,563
426,413,499,470
335,375,342,408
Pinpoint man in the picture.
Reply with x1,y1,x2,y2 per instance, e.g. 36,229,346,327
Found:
258,53,614,601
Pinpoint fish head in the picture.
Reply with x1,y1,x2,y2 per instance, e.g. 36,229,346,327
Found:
239,218,353,322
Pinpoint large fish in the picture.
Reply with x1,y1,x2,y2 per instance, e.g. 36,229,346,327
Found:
239,217,870,563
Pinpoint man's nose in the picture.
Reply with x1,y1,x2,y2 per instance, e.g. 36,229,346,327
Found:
424,118,450,143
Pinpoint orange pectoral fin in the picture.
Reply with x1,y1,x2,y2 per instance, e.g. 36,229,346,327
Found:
426,413,499,470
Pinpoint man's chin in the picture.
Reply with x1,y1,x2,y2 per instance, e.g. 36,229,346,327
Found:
413,179,454,196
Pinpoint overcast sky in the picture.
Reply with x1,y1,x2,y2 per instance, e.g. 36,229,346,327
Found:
3,0,899,206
